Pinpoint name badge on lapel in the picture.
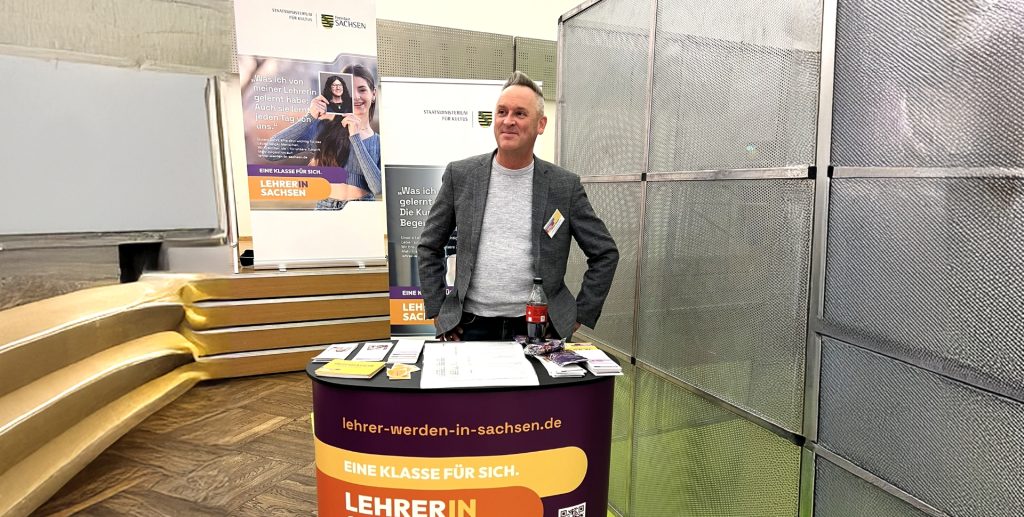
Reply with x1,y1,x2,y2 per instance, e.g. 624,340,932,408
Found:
544,209,565,238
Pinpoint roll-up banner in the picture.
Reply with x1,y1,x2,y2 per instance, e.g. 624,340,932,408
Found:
381,78,545,336
233,0,385,269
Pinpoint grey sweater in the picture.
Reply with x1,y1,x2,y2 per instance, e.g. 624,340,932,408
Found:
463,158,535,317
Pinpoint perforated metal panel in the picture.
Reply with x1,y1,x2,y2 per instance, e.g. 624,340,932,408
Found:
609,361,635,516
377,20,513,80
566,181,641,354
632,369,801,516
823,176,1024,401
559,0,650,175
648,0,821,172
819,337,1024,517
814,457,928,517
514,37,557,99
831,0,1024,167
228,20,238,74
637,179,813,432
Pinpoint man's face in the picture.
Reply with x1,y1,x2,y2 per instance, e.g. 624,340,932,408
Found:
494,85,547,155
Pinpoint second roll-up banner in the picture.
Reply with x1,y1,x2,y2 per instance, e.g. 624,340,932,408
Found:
381,79,545,336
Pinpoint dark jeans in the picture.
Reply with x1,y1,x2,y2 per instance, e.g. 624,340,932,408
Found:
458,312,562,341
458,313,527,341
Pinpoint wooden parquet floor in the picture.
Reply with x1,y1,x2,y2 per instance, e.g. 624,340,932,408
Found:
31,372,318,516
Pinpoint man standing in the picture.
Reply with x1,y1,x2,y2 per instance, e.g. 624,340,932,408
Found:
418,71,618,341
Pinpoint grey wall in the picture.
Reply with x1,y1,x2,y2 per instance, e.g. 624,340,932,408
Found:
0,54,219,235
0,1,231,235
0,0,234,72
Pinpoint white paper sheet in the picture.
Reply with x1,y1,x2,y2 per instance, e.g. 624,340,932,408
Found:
420,341,539,389
352,341,395,362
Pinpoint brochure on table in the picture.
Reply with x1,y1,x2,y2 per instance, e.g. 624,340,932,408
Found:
311,343,359,362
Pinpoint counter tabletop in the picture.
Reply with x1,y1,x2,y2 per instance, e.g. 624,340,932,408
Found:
305,340,617,392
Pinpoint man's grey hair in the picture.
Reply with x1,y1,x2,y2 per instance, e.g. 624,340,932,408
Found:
502,70,545,115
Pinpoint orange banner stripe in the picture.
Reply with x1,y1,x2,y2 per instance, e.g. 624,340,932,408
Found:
314,438,587,498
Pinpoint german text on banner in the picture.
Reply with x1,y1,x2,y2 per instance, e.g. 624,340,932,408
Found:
234,0,385,268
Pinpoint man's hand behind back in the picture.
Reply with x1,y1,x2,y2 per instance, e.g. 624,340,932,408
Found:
440,325,464,341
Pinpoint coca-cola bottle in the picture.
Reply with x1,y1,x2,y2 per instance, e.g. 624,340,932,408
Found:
526,277,548,343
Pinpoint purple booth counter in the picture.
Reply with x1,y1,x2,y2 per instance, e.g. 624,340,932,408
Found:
307,347,615,517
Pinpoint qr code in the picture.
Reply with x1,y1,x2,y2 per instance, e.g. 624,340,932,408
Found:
558,502,586,517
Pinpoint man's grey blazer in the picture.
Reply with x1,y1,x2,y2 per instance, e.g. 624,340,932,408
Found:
417,151,619,339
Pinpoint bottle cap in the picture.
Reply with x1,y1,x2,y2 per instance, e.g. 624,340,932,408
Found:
533,277,542,284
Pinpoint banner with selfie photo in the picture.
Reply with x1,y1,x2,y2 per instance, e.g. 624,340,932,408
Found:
380,78,546,336
233,0,385,268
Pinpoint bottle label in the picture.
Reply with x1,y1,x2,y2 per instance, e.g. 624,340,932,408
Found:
526,305,547,323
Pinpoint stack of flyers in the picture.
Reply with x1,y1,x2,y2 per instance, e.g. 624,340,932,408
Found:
314,359,385,379
386,363,421,380
565,343,623,376
546,350,587,367
352,342,394,362
533,354,586,378
387,339,425,364
311,343,359,363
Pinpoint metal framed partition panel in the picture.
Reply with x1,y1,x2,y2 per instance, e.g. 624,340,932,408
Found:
813,0,1024,514
563,0,1024,515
